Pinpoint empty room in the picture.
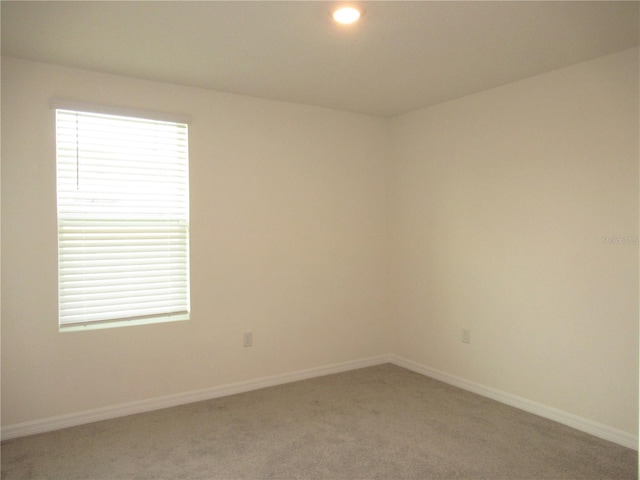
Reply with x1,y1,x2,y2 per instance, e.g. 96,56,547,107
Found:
1,1,638,479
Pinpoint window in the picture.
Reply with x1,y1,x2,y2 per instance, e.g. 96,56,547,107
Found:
55,104,190,331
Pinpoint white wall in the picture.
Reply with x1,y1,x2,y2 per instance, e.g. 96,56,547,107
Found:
390,47,639,435
1,57,391,426
2,47,638,441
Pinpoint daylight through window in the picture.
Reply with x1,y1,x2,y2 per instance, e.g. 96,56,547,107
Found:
56,107,190,330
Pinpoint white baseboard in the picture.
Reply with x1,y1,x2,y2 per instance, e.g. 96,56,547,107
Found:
3,354,637,451
0,355,388,442
388,355,638,450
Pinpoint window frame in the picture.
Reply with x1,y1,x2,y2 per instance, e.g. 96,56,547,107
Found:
53,100,191,332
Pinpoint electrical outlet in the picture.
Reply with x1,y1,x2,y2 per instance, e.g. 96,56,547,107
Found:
462,328,471,344
243,332,253,347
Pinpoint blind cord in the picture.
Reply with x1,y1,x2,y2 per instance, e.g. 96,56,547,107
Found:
75,112,80,191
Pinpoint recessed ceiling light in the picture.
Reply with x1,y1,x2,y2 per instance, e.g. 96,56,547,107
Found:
332,6,363,25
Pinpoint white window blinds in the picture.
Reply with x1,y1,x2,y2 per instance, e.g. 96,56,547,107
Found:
56,108,190,328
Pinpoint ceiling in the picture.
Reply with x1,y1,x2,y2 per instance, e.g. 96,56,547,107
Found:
2,1,639,118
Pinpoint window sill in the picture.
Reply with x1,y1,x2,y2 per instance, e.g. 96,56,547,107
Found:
59,312,190,333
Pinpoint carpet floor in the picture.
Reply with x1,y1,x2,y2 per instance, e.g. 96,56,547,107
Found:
1,364,637,479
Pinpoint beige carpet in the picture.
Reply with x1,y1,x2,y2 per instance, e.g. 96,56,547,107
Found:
1,364,637,479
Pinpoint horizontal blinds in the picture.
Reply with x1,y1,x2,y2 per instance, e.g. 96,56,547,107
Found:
56,109,190,326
